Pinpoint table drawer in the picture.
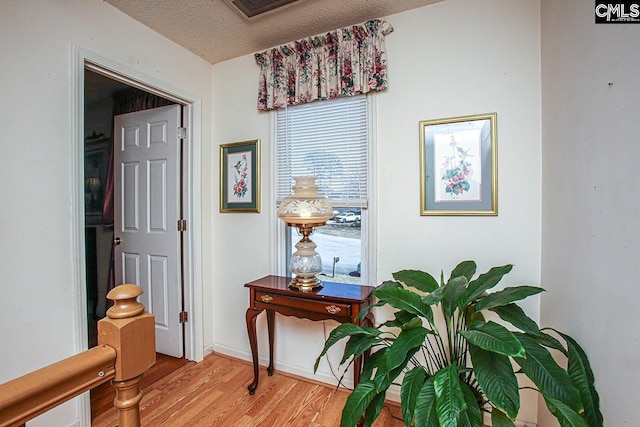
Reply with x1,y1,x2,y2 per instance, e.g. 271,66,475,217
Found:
255,291,351,318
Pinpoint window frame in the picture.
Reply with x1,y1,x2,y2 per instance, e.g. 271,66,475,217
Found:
271,96,377,286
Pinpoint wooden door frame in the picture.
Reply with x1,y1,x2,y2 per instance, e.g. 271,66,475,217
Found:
71,46,204,426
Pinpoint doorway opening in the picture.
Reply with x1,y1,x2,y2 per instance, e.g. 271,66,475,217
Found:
84,70,180,347
84,69,187,420
73,48,203,425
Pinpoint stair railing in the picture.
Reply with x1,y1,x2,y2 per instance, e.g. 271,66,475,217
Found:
0,284,156,427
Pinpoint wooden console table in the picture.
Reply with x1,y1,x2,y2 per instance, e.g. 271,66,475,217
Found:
244,275,375,394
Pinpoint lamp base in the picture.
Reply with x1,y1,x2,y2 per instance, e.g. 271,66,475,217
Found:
289,276,323,292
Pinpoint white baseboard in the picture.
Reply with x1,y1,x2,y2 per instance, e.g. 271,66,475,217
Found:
211,343,355,388
203,344,214,356
211,343,404,404
211,343,252,362
385,384,400,402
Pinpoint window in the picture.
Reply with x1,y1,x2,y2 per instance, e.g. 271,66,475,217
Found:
276,95,371,284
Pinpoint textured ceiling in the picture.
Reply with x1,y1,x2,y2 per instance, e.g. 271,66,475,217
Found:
104,0,444,64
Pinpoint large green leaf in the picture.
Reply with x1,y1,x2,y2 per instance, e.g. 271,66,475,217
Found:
490,303,540,335
374,348,418,392
314,323,380,372
449,260,477,282
442,276,469,319
381,311,426,332
544,396,589,427
374,287,434,323
381,310,418,329
341,334,381,365
340,381,378,427
433,365,467,427
393,269,439,293
423,286,445,306
384,327,429,373
400,367,427,426
463,264,513,305
414,377,439,427
355,300,386,321
555,330,603,427
377,279,403,291
535,330,568,353
491,408,516,427
400,316,426,331
360,347,388,383
469,344,520,419
459,321,525,357
513,333,583,413
363,390,386,427
475,286,544,312
458,382,483,427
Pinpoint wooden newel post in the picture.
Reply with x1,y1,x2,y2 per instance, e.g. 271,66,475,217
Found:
98,284,156,427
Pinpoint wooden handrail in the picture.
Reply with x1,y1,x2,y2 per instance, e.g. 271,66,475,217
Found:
0,346,116,427
0,284,155,427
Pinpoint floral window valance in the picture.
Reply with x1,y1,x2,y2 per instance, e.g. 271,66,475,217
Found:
255,19,394,111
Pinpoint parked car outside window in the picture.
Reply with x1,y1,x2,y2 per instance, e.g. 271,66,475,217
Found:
334,211,361,223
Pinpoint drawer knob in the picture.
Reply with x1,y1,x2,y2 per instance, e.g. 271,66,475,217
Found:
326,305,341,315
260,295,273,303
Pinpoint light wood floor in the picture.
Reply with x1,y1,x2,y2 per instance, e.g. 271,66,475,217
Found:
91,353,189,419
92,353,405,427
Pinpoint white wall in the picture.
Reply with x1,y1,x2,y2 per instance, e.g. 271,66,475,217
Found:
211,0,542,423
210,55,274,357
378,1,541,423
378,0,541,290
0,1,213,425
540,1,640,425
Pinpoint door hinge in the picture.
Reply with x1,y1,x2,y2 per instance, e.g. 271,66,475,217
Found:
177,219,187,231
177,127,187,139
179,311,189,323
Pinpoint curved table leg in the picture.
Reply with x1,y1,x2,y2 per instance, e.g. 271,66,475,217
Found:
266,309,275,376
246,307,263,395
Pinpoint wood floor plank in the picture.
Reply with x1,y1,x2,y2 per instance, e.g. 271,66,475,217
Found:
91,353,189,420
92,353,405,427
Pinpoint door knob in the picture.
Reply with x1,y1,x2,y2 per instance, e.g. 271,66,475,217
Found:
114,237,122,246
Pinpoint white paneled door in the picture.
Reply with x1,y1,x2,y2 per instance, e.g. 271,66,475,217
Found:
114,104,183,358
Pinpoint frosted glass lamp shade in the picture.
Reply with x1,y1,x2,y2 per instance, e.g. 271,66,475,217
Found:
277,177,333,225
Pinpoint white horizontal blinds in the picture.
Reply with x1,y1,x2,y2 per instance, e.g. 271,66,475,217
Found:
276,95,368,207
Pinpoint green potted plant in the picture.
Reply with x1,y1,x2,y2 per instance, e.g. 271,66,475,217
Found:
314,261,602,427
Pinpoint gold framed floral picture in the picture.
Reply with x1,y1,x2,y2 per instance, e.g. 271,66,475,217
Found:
419,113,497,216
220,139,260,213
